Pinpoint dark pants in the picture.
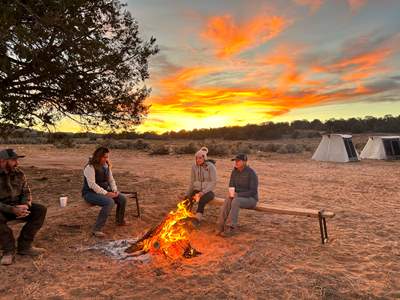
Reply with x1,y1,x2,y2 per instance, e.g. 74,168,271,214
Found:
83,192,126,231
190,190,215,214
0,203,47,253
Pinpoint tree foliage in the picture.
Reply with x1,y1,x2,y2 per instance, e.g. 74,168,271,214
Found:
0,0,158,130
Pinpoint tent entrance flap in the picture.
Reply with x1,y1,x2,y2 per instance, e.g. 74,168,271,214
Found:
343,138,358,161
383,139,400,159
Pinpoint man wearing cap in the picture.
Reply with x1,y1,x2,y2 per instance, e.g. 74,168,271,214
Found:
0,149,47,265
217,153,258,237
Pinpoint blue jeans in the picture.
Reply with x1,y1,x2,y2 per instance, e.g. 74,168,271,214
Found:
83,192,127,231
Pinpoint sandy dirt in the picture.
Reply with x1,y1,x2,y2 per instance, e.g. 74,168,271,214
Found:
1,144,400,299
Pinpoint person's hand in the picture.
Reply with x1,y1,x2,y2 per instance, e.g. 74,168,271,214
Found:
13,205,30,218
227,192,234,200
106,192,118,199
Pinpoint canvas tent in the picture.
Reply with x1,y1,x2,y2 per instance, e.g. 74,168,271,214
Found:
312,134,360,162
360,136,400,160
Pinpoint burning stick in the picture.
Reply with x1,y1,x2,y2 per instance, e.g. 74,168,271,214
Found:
125,197,201,259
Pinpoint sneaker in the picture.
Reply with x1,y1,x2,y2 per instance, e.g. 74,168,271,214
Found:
17,246,46,257
92,231,106,238
1,253,14,265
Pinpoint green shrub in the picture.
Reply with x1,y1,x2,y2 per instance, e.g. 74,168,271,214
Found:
207,143,229,156
258,143,280,152
175,142,197,154
150,144,170,155
132,139,150,150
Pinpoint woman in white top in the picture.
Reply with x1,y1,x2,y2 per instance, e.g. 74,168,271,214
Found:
82,147,127,237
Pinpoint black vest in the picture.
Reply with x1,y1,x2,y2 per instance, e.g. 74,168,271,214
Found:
82,165,110,195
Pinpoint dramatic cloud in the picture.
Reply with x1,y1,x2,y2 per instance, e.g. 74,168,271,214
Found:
201,14,288,58
293,0,323,12
293,0,367,12
144,29,398,133
347,0,367,12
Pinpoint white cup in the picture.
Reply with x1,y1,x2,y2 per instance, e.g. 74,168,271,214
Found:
228,187,235,198
59,196,68,207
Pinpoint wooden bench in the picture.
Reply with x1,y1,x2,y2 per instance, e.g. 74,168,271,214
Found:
8,192,140,224
210,197,335,244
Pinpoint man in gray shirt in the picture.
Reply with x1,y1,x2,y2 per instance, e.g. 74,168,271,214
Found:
217,153,258,237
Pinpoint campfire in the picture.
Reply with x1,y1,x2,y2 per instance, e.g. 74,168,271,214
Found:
125,197,201,259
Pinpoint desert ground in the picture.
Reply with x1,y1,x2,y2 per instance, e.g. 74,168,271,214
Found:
1,143,400,299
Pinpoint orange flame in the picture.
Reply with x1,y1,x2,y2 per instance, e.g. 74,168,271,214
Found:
141,199,195,259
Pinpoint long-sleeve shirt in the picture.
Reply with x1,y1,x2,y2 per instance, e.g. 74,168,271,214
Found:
0,167,31,213
187,161,217,196
83,164,117,195
229,165,258,200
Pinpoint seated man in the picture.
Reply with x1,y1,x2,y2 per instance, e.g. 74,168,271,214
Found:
0,149,47,266
217,153,258,237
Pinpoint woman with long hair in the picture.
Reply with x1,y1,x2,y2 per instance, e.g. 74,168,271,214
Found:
82,147,127,237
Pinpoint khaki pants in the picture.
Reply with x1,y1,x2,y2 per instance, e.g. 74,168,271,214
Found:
217,196,257,230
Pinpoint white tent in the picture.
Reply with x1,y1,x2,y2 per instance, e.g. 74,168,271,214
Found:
312,134,360,162
360,136,400,160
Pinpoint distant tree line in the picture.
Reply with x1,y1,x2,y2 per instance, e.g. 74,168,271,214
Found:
2,115,400,142
157,114,400,140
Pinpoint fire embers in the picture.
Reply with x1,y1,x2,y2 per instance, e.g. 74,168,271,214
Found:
125,198,201,259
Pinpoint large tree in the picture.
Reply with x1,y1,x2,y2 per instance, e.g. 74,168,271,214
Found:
0,0,158,130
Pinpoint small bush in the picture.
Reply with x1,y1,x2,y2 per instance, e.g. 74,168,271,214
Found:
150,144,170,155
235,143,252,154
307,131,321,138
276,145,289,154
54,138,76,148
132,139,150,150
207,143,229,156
277,144,304,154
303,144,314,152
258,143,280,153
175,142,197,154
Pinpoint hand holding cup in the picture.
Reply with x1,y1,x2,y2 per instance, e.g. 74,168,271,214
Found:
228,187,235,199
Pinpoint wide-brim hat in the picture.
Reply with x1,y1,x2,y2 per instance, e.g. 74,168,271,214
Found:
0,149,25,160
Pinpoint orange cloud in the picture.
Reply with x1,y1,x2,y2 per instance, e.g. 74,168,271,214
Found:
293,0,367,12
293,0,323,12
201,14,288,58
347,0,367,12
316,48,392,82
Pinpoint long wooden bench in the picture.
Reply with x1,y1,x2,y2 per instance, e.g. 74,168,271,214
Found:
210,197,335,244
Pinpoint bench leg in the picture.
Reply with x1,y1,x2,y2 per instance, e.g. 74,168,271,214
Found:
122,192,141,218
132,192,140,218
318,211,328,244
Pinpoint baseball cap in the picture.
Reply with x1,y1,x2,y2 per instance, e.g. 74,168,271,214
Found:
0,149,25,160
231,153,248,161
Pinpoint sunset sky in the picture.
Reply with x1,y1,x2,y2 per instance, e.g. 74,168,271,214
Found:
61,0,400,133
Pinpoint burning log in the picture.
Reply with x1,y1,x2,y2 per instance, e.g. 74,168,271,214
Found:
125,197,201,259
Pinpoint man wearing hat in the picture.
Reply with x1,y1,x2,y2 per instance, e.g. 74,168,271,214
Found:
0,149,47,265
217,153,258,237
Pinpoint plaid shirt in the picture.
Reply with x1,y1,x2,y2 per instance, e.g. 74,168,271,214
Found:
0,167,31,214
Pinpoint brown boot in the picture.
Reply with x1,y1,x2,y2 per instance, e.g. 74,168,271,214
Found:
220,226,237,238
17,246,46,256
1,252,14,265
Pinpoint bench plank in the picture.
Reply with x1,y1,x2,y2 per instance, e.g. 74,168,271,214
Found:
211,197,335,218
